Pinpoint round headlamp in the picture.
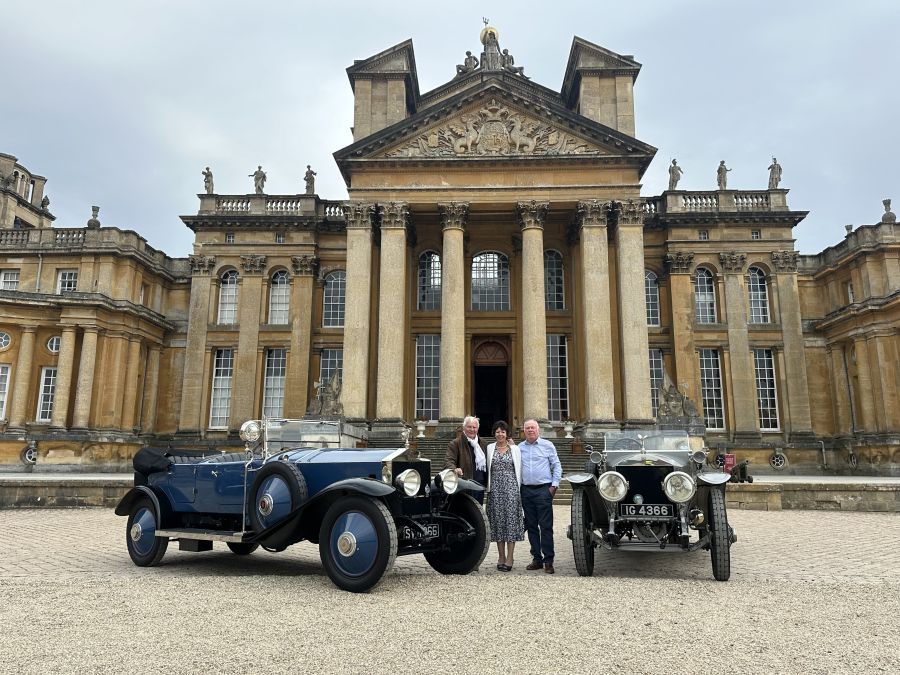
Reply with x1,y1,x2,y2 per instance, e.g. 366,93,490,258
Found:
239,420,262,443
691,449,708,465
589,450,604,465
395,469,421,497
438,468,459,494
381,464,392,485
597,471,628,502
663,471,696,503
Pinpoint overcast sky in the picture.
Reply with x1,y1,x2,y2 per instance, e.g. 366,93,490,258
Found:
5,0,898,257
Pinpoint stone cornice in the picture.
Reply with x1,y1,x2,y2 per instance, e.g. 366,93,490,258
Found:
517,200,549,231
438,202,469,231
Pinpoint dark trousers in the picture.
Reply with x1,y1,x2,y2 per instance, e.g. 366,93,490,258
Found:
521,484,554,564
473,467,487,505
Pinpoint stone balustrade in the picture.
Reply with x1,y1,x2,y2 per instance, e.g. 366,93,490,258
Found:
215,196,251,212
55,229,85,246
734,192,770,210
681,192,719,210
653,189,790,216
266,197,304,213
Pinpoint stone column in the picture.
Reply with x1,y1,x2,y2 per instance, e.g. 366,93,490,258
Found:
827,344,853,435
872,335,900,430
284,255,317,417
178,255,216,433
342,203,376,420
518,200,549,422
616,201,652,422
771,251,813,438
375,202,409,422
49,326,77,429
232,255,266,425
576,200,615,425
8,326,36,429
852,337,877,433
719,251,759,441
438,202,468,423
72,328,99,429
664,252,698,402
141,345,161,433
120,337,143,431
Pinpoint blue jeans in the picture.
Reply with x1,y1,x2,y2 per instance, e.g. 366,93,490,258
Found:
521,484,554,564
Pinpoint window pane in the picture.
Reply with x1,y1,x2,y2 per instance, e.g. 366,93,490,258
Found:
57,270,78,294
417,252,442,310
319,349,344,387
546,335,569,421
471,252,510,311
0,364,10,419
645,270,660,326
209,348,234,428
649,349,664,417
37,367,57,422
699,349,724,430
748,266,770,324
217,271,239,324
1,270,20,290
269,270,290,324
754,348,779,430
415,335,440,421
262,348,287,418
694,268,716,324
323,272,346,327
544,250,564,310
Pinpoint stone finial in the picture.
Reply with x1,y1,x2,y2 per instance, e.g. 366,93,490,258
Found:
718,251,747,272
291,254,319,276
188,254,216,275
343,202,376,229
845,224,853,234
239,255,267,274
438,202,469,231
664,251,694,274
380,202,409,229
881,198,896,224
517,200,549,231
771,250,799,272
86,205,101,229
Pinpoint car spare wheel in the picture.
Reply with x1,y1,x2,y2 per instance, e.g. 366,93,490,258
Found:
248,462,308,545
423,493,489,575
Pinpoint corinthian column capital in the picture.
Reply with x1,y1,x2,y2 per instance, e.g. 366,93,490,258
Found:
771,250,799,272
576,200,612,229
517,200,549,231
438,202,469,231
343,202,376,229
719,251,747,273
617,199,644,227
380,202,409,230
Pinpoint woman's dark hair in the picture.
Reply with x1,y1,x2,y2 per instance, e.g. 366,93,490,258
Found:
491,420,509,435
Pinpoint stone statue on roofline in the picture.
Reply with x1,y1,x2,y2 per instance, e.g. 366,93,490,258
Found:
716,160,731,190
249,165,266,194
882,198,896,224
668,159,683,190
767,157,782,189
202,167,214,194
456,51,479,75
304,165,316,195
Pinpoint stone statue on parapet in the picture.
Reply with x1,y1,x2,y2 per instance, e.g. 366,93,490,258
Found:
716,160,731,190
304,165,316,195
249,165,266,194
767,157,782,189
500,49,527,78
202,167,214,194
456,51,479,75
882,198,896,224
86,205,101,229
480,26,502,70
40,195,50,210
668,159,683,190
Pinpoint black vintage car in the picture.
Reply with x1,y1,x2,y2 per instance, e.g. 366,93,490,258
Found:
115,419,489,592
564,430,736,581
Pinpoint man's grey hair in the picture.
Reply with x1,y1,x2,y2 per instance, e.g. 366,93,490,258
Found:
463,415,480,427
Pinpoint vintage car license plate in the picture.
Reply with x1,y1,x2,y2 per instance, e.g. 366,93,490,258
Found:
619,503,674,518
400,523,439,539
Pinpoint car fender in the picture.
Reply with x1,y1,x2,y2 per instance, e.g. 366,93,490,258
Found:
697,472,731,486
564,472,596,486
114,485,162,519
457,477,485,494
565,475,606,523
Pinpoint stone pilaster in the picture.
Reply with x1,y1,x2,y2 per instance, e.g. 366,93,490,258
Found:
120,337,143,431
72,328,99,429
49,326,77,429
375,202,409,421
178,257,215,433
827,344,853,435
872,335,900,430
518,200,550,422
616,200,653,422
99,333,128,430
577,200,615,424
342,202,376,420
771,250,813,438
438,202,468,423
284,255,317,417
141,345,161,433
719,251,758,440
8,326,36,430
233,257,266,425
664,252,698,403
852,337,877,433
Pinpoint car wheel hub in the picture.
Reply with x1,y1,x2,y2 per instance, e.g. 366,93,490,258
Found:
336,531,358,557
130,523,143,542
258,494,274,517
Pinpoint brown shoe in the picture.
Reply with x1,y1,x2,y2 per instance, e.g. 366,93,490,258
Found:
526,560,543,571
544,563,555,574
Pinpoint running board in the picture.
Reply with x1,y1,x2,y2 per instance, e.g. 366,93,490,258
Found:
155,528,249,543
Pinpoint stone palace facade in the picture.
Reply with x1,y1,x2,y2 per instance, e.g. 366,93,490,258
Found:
0,30,897,473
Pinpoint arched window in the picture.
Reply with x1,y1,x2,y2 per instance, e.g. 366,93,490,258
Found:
544,250,564,310
645,270,660,326
694,268,717,324
323,271,346,327
268,270,290,324
471,252,510,311
417,251,441,310
748,266,770,323
217,270,239,324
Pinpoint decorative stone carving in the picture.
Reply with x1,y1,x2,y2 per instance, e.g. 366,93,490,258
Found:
664,252,694,274
455,50,479,75
716,160,731,190
304,165,316,195
767,157,782,189
291,255,318,276
517,200,549,230
40,195,50,210
656,371,705,436
771,250,799,272
384,100,602,158
188,255,217,275
719,251,747,272
343,202,376,229
617,199,643,227
380,202,409,229
668,159,683,190
202,167,214,195
308,372,343,417
249,165,266,194
438,202,469,231
576,200,611,228
86,205,101,229
239,255,267,274
881,198,896,224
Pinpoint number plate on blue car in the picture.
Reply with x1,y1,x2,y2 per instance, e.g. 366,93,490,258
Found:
400,523,440,539
619,504,674,519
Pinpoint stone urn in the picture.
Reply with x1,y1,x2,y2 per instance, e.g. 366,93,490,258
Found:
563,421,575,439
416,420,427,438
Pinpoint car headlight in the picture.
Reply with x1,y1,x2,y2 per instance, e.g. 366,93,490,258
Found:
395,469,421,497
437,469,459,494
381,464,392,485
663,471,696,503
691,449,708,465
240,420,262,443
597,471,628,502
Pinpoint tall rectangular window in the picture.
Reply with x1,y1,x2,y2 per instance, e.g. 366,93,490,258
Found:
262,348,287,418
36,367,57,422
319,349,343,387
415,335,440,421
0,364,10,419
699,349,725,430
56,270,78,293
649,349,665,417
1,270,20,290
209,348,234,428
754,348,780,430
546,335,569,422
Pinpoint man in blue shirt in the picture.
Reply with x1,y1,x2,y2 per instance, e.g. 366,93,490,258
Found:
519,418,562,573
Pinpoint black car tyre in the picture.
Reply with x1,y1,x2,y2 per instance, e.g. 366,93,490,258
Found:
708,488,731,581
126,496,168,567
226,542,259,555
571,489,595,576
319,496,397,593
424,493,489,575
248,462,308,535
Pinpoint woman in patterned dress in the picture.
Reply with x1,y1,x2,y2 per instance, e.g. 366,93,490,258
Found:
486,420,523,571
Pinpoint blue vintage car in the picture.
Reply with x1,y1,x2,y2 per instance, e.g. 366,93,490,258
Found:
115,419,488,592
